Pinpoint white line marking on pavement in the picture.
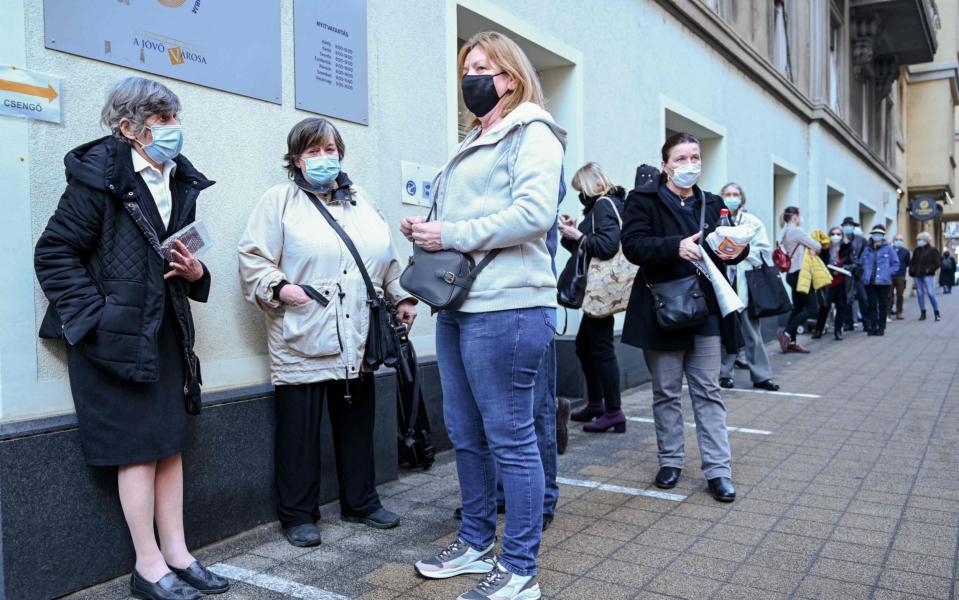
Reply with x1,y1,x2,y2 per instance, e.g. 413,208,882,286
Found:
556,476,686,502
627,416,773,436
722,387,821,399
209,563,349,600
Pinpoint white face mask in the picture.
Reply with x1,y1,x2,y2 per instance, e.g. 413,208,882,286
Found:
917,240,928,247
830,234,843,243
669,163,701,189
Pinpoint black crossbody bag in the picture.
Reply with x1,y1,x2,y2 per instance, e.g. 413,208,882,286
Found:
644,191,710,331
306,192,402,370
399,203,501,311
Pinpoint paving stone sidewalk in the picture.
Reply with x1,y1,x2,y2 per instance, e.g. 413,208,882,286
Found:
69,296,959,599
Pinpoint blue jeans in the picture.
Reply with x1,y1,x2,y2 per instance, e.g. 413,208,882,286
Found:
496,338,558,517
915,275,939,312
437,307,555,576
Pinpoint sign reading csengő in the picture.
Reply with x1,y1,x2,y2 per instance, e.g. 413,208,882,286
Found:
0,66,62,124
293,0,369,125
43,0,281,104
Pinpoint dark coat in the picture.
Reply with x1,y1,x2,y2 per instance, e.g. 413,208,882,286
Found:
940,255,956,286
560,186,625,262
892,246,911,278
620,182,749,354
909,245,941,277
34,135,214,383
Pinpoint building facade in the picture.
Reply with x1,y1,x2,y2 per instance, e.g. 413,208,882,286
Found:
0,0,948,597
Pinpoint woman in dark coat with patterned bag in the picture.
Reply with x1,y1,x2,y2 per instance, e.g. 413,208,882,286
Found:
34,77,227,600
620,133,749,503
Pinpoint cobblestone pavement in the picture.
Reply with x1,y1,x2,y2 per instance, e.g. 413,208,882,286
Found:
69,295,959,599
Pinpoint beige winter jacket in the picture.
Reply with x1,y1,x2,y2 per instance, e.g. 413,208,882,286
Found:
238,181,411,385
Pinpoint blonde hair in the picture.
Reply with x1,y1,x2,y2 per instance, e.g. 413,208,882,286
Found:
917,231,933,244
458,31,545,130
571,162,615,197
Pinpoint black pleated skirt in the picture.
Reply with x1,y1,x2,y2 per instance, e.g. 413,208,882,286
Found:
67,304,188,466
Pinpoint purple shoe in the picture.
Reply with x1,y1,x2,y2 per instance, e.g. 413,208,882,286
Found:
583,410,626,433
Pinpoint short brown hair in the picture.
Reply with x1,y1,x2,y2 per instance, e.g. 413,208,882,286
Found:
283,118,345,179
661,132,701,162
457,31,545,130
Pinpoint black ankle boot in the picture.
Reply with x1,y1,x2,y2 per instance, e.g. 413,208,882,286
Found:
935,311,941,321
920,310,927,321
834,328,843,340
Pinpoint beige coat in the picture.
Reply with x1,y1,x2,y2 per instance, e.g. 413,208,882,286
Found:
238,181,410,385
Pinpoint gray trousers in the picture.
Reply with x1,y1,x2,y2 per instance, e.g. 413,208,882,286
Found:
720,312,772,383
644,335,732,480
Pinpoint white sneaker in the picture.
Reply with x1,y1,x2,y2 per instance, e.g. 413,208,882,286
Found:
457,560,541,600
414,538,496,579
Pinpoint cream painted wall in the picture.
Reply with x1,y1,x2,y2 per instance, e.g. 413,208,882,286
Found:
4,0,899,421
906,79,957,191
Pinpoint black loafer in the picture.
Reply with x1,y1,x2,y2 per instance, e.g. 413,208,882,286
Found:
343,507,401,529
556,397,570,455
283,523,322,547
130,570,200,600
543,513,554,531
170,561,230,595
707,477,736,502
753,379,780,391
654,467,682,489
719,377,734,389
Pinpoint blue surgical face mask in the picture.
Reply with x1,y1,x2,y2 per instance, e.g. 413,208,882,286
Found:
669,163,701,189
871,233,884,243
723,195,742,212
894,240,904,248
842,225,855,236
917,240,928,247
304,156,341,186
140,125,183,163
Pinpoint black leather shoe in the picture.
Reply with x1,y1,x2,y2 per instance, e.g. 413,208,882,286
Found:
170,562,229,595
719,377,734,389
734,359,749,370
343,507,400,529
283,523,322,547
707,477,736,502
543,513,553,531
753,379,780,391
556,397,570,455
130,570,200,600
654,467,681,489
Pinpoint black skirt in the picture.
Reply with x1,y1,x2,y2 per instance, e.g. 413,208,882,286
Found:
67,302,188,466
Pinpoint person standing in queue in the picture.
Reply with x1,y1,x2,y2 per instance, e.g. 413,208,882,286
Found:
620,132,749,503
888,234,911,320
716,182,778,392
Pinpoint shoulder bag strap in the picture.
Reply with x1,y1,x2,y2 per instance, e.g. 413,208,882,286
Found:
697,190,707,244
306,191,379,301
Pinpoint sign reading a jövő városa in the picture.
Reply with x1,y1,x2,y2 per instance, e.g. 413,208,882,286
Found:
910,196,943,221
293,0,369,125
42,0,281,103
0,66,62,124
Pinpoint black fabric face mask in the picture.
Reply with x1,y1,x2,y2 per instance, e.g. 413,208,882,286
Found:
461,73,504,118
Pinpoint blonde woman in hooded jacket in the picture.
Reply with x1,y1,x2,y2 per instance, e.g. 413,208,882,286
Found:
238,118,416,548
403,31,565,600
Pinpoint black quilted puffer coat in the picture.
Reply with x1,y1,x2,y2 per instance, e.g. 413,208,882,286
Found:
34,135,214,384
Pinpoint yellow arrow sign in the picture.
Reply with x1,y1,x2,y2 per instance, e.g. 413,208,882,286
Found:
0,79,58,102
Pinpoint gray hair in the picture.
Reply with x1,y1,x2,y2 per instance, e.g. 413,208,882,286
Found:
100,77,181,143
720,182,747,205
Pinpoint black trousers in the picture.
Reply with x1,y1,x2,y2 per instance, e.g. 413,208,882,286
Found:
785,271,810,338
274,375,381,528
575,315,621,411
815,283,848,333
865,285,890,333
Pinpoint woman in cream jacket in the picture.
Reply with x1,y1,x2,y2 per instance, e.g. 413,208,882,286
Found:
238,118,416,548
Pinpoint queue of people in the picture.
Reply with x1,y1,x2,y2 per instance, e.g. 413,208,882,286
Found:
31,29,952,600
